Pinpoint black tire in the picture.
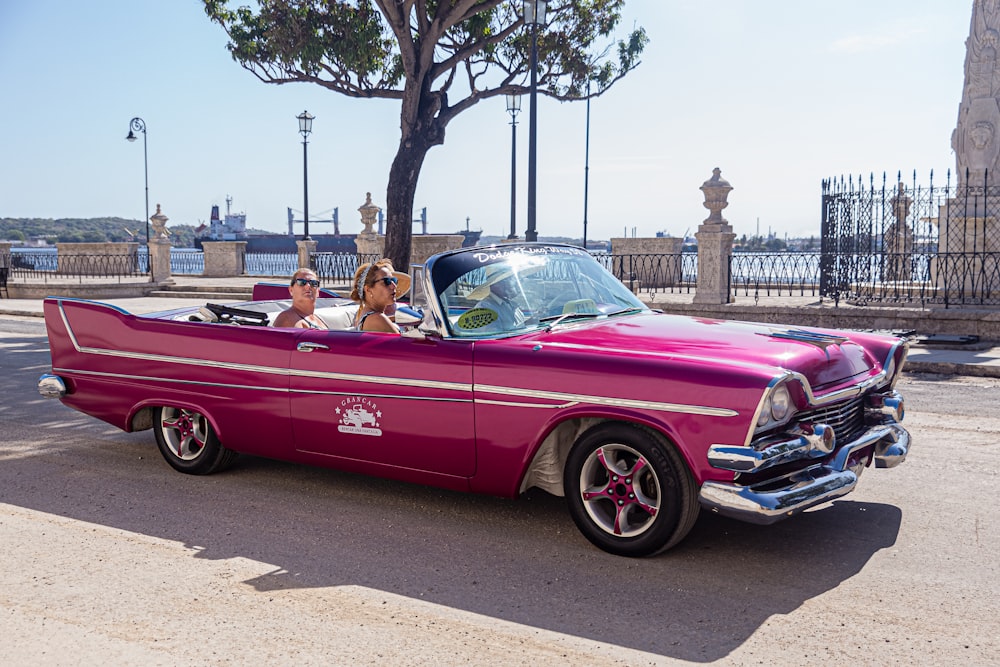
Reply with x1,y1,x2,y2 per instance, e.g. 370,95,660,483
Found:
152,406,238,475
564,423,699,557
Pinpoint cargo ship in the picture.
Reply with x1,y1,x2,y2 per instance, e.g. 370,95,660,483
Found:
193,197,481,252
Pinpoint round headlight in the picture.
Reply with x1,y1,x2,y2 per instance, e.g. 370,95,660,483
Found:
770,385,791,422
757,395,772,426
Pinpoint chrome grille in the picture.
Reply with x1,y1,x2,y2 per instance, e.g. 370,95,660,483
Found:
798,396,866,443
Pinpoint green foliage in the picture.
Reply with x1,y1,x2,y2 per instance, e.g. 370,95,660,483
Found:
0,218,203,248
205,1,646,103
203,0,647,268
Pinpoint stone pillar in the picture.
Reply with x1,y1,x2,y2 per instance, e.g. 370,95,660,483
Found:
355,192,385,258
149,238,172,283
148,205,173,283
936,1,1000,297
296,239,317,270
0,242,10,295
410,235,464,267
952,1,1000,189
202,241,248,277
694,168,736,304
609,236,684,292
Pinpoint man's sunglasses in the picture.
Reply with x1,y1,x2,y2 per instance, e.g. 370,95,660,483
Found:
293,278,321,287
373,276,398,287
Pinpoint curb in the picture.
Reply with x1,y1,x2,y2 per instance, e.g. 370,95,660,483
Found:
903,359,998,378
0,309,42,318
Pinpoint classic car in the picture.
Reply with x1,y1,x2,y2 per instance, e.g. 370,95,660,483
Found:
37,243,911,557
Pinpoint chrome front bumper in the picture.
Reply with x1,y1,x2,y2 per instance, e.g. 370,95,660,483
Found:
698,422,910,525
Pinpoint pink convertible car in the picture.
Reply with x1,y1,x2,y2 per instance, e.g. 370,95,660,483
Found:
38,243,911,556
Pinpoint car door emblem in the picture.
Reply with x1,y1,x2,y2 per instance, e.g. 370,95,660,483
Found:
336,396,383,436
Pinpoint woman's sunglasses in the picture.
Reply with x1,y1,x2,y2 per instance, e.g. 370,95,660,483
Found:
373,276,398,287
293,278,321,287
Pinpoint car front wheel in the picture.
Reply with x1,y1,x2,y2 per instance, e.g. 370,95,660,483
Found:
565,423,699,557
153,406,237,475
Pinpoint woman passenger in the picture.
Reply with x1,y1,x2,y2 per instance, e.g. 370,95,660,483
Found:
350,259,411,333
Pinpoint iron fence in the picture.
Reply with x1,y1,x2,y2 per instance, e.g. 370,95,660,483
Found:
311,252,381,283
730,252,821,298
593,252,697,296
9,251,147,281
245,252,300,276
821,170,1000,307
170,249,206,275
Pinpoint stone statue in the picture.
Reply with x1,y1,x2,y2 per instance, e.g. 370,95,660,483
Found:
953,0,1000,187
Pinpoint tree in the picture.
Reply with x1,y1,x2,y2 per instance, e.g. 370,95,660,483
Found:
204,0,647,270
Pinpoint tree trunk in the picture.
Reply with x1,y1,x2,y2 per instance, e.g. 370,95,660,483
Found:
382,140,430,273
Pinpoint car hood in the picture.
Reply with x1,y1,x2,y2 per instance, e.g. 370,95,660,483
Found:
529,312,880,390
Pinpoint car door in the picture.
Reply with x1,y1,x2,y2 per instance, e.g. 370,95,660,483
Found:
288,329,476,478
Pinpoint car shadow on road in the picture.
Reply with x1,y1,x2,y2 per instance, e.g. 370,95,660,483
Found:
1,416,902,663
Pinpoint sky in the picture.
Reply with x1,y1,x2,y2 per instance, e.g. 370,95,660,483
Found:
0,1,973,243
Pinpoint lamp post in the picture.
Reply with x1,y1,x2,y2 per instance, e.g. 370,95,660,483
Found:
524,0,547,242
583,79,591,251
506,94,521,240
296,110,315,240
125,117,149,247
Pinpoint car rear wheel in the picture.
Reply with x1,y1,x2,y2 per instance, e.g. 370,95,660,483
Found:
565,423,699,557
153,406,237,475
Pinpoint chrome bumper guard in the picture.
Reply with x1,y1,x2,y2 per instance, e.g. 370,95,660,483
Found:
38,374,67,399
698,423,910,525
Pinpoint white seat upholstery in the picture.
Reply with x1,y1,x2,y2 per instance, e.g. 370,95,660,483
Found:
315,304,358,330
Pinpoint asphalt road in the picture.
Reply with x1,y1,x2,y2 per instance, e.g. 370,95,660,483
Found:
1,318,998,666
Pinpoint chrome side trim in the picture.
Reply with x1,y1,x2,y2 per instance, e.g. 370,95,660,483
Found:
474,384,739,417
51,367,473,403
286,368,470,393
475,398,579,409
52,367,291,394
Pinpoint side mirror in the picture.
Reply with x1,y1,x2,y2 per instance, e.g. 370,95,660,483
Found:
398,306,443,340
394,305,423,328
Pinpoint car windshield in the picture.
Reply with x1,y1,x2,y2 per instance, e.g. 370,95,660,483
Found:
431,245,648,337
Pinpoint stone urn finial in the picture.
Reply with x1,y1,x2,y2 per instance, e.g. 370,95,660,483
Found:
149,203,170,240
358,192,381,236
700,168,733,226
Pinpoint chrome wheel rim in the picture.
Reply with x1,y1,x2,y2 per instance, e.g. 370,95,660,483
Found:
159,408,210,461
578,443,661,538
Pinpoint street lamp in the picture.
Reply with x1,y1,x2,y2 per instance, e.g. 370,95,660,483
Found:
506,94,522,240
297,110,315,240
583,79,591,251
125,117,149,247
524,0,547,242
